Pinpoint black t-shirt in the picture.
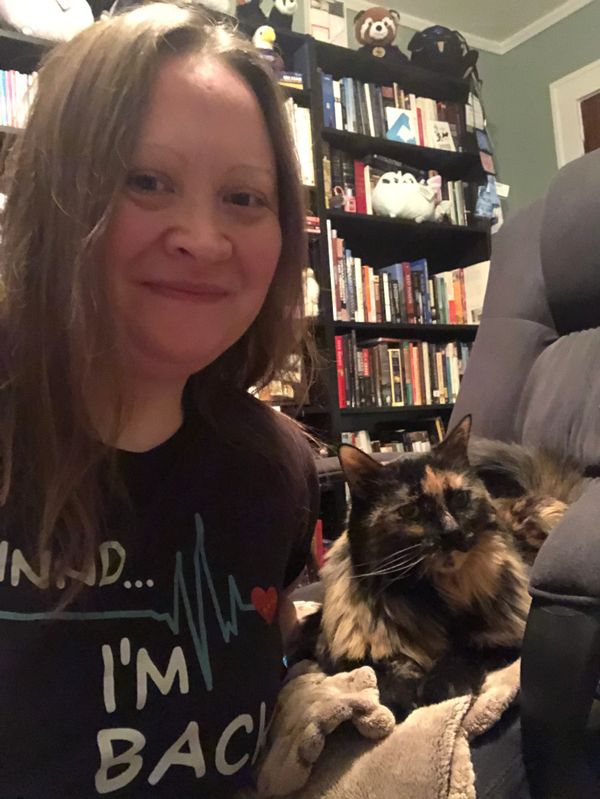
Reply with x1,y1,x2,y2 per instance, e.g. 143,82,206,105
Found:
0,405,319,797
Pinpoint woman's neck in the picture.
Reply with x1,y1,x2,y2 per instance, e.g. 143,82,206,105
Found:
90,372,187,453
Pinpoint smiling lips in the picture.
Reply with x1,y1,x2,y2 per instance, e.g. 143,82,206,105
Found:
142,279,231,303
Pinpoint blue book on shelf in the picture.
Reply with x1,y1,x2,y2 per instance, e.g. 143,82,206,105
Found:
410,259,431,323
386,109,417,145
321,73,336,129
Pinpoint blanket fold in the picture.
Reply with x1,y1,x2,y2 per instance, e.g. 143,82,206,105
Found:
255,658,520,799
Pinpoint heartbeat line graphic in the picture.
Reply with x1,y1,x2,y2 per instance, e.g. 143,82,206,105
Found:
0,514,256,691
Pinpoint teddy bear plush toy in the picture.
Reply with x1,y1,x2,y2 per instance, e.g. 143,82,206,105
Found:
353,6,408,64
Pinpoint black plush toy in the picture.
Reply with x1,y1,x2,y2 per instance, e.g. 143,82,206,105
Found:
408,26,479,80
236,0,267,28
353,6,408,64
267,0,296,31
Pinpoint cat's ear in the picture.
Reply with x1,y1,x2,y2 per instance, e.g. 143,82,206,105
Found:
338,444,383,497
434,415,472,468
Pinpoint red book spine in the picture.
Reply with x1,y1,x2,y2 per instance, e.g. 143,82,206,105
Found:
416,107,425,147
448,299,457,324
335,335,346,408
402,262,416,323
353,160,367,215
312,519,325,569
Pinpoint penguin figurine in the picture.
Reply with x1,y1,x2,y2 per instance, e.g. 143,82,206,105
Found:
251,25,285,73
236,0,267,29
267,0,297,31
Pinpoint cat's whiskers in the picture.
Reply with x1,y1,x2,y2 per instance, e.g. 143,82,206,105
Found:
352,543,423,570
374,556,426,598
354,552,426,579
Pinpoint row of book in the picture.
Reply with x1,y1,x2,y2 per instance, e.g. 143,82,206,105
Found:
321,73,468,151
283,97,315,187
0,70,37,130
342,416,446,455
327,224,489,325
335,333,472,409
323,146,478,226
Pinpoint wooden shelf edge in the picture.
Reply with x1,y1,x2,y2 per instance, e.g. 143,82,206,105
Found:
0,28,53,48
333,321,478,334
340,404,454,415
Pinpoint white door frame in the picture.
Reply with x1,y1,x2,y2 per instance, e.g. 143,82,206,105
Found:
550,58,600,168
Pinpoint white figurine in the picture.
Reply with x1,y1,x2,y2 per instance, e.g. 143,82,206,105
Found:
303,267,320,318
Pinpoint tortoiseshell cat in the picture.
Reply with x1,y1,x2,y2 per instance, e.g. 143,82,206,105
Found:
295,416,586,720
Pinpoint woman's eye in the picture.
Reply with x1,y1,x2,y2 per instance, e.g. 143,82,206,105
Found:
400,504,419,521
126,171,173,194
452,490,470,510
227,192,266,208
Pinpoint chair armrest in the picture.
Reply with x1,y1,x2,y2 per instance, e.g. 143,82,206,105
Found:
521,480,600,798
521,600,600,798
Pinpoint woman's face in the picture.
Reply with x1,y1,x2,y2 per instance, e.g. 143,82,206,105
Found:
104,54,282,382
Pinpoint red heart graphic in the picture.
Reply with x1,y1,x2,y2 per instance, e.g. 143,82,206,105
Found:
251,586,278,624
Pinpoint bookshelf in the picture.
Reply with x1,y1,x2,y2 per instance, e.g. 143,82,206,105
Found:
262,34,493,537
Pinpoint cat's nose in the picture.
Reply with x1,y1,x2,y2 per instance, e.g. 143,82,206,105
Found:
441,513,459,535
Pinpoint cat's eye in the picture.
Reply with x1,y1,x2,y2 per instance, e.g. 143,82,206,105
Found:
451,490,470,509
400,504,419,521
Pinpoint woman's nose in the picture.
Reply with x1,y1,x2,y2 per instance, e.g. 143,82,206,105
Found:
164,200,233,263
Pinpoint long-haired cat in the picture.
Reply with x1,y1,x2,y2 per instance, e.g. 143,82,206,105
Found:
295,416,585,720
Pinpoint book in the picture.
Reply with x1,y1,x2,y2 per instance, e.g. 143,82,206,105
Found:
385,108,417,144
321,73,335,128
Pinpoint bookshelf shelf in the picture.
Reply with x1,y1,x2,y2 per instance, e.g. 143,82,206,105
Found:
326,209,490,270
340,404,455,432
0,28,51,72
321,128,483,181
333,321,478,341
0,125,22,136
313,40,470,104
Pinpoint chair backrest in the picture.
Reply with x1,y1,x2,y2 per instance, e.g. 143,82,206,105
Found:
452,148,600,466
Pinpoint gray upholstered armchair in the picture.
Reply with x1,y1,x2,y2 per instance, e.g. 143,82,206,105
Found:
452,148,600,798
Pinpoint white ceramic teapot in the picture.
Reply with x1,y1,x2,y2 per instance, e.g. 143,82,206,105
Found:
0,0,93,42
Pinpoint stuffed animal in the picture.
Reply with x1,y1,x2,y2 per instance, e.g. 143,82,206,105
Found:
353,7,408,64
0,0,93,41
236,0,267,29
252,25,285,73
268,0,296,31
408,26,479,81
372,172,444,224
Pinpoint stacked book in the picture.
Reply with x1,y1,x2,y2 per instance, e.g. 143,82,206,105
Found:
321,73,468,151
323,146,477,225
335,334,472,409
0,70,37,130
283,97,315,187
342,416,446,454
278,71,304,90
327,223,489,325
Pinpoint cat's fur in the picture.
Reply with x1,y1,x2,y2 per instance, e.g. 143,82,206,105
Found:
294,417,586,720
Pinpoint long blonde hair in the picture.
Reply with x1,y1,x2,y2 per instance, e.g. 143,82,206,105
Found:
0,2,310,581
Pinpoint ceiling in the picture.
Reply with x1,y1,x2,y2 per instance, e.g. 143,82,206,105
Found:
378,0,595,54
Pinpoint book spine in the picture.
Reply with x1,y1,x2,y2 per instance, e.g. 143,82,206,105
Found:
382,272,392,323
321,73,336,128
345,249,356,321
354,257,364,323
333,79,343,130
378,344,392,406
402,342,413,406
354,160,367,215
368,266,377,323
402,262,416,323
363,165,373,214
459,268,467,324
422,342,432,405
325,220,339,321
374,274,382,323
364,83,376,137
335,335,346,408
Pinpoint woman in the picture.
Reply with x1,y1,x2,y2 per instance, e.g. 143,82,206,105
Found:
0,3,318,796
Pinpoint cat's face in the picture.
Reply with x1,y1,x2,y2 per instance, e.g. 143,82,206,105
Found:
339,416,503,586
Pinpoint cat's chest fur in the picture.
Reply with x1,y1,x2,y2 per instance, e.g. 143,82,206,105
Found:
318,530,530,671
